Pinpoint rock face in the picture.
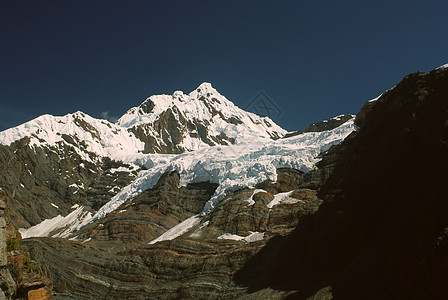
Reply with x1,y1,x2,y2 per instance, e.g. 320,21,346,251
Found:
3,67,448,299
283,114,354,138
234,67,448,299
117,82,287,154
0,189,16,299
22,167,324,299
75,171,219,249
303,114,354,133
0,188,53,299
0,140,139,229
23,237,259,299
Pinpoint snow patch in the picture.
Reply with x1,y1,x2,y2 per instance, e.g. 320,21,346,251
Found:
368,93,383,103
245,189,268,206
218,231,265,243
19,206,93,239
109,167,131,173
149,214,202,244
267,191,300,208
189,221,210,238
69,183,85,190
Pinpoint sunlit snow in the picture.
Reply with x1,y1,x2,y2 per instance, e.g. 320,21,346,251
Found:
92,119,356,226
148,214,202,244
1,83,357,240
437,63,448,69
19,206,93,239
18,119,356,239
218,231,265,243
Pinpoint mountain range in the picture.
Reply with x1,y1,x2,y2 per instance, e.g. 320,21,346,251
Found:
0,64,447,299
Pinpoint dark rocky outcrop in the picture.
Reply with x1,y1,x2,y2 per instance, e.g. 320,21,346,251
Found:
235,67,448,299
0,188,53,299
23,237,259,299
0,189,16,299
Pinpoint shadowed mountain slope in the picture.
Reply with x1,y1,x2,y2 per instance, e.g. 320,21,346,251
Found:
235,67,448,299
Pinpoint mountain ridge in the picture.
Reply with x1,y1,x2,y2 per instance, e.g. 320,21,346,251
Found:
0,82,287,157
0,83,355,240
1,65,446,299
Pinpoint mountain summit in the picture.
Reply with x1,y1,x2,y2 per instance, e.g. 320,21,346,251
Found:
118,82,287,153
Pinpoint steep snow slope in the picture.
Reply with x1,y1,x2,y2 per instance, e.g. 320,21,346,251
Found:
0,111,144,162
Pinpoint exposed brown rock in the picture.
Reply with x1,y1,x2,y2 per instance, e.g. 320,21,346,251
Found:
20,167,324,299
0,188,53,299
28,286,52,300
23,237,260,299
0,142,138,229
76,171,218,249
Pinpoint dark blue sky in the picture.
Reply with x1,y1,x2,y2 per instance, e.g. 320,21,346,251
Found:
1,0,447,131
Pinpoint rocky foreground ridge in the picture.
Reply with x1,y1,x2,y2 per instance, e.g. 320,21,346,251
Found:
0,189,52,299
234,66,448,299
21,167,326,299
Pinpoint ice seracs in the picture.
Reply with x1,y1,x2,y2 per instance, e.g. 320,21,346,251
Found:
95,119,357,243
17,117,356,240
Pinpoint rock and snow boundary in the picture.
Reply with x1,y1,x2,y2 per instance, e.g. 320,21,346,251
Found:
18,118,355,240
0,82,356,241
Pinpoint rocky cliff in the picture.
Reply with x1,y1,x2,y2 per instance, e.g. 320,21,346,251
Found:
0,189,15,299
22,166,323,299
0,188,53,299
234,66,448,299
0,139,140,230
3,66,448,299
117,82,286,153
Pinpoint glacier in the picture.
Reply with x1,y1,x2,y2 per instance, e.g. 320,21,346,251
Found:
0,82,356,240
17,119,355,239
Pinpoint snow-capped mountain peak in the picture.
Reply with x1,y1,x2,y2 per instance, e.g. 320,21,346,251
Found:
0,81,359,241
0,111,144,162
117,82,287,153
